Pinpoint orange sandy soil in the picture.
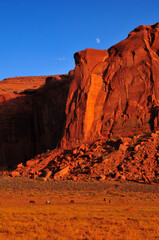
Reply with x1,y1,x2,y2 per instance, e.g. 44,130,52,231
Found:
0,178,158,240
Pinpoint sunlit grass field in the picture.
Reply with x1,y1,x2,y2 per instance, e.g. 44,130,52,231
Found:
0,178,158,240
0,204,159,240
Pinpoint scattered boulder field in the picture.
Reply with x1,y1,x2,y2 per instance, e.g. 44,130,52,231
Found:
7,132,159,183
1,23,159,183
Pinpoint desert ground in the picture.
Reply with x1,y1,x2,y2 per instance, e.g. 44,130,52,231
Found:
0,177,158,240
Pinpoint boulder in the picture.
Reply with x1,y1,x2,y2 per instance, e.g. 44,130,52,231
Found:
11,171,20,178
119,144,127,152
54,166,70,180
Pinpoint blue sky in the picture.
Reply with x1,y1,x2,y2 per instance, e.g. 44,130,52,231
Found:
0,0,159,80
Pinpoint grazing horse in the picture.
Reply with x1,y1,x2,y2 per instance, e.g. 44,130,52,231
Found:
29,200,35,204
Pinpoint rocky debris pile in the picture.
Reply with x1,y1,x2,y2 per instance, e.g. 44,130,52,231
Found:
7,132,159,183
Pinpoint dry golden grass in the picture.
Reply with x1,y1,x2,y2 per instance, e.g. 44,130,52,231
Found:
0,178,158,240
0,204,159,240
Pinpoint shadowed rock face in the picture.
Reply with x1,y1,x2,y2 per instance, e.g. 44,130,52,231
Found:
62,23,159,148
0,75,72,168
1,23,159,169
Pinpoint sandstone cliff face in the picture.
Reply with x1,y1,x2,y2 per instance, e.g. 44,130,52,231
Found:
62,23,159,148
0,75,72,168
32,74,72,154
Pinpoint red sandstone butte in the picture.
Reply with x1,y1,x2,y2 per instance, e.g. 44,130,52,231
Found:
62,23,159,148
1,23,159,169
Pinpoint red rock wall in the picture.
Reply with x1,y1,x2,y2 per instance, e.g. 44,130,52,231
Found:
0,75,72,168
62,23,159,148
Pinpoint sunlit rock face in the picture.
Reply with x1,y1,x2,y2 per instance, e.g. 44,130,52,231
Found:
62,23,159,148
